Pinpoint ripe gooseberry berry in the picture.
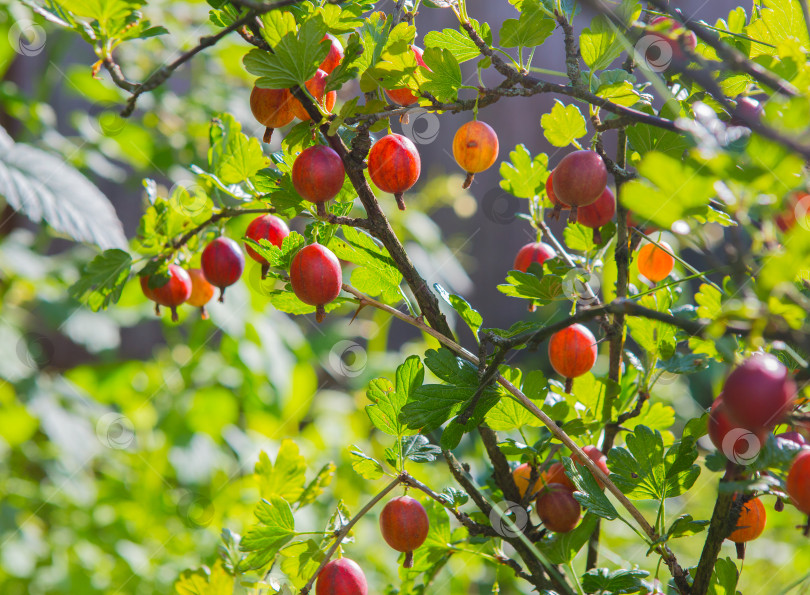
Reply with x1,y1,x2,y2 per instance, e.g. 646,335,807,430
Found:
140,264,192,322
244,214,290,278
452,120,499,189
289,243,342,323
545,171,569,216
290,69,337,121
727,496,766,544
637,241,674,283
572,445,610,489
513,242,556,273
367,133,421,210
535,483,581,533
186,268,215,320
249,86,294,143
292,145,346,216
315,558,368,595
646,16,698,66
541,461,576,492
513,463,541,498
577,187,616,243
776,431,807,447
385,46,429,106
548,324,598,387
708,396,766,465
320,34,344,74
722,353,796,432
552,150,607,222
201,237,245,302
787,450,810,515
379,496,429,568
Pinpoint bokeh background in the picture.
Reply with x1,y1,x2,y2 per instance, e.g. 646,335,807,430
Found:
1,1,806,594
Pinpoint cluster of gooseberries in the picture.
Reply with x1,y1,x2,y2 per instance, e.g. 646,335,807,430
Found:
315,494,429,594
511,444,609,534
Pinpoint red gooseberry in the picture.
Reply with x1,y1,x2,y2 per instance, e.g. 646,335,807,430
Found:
727,496,766,543
552,150,608,217
385,46,429,106
649,16,698,53
535,483,581,533
572,445,610,489
722,353,796,432
244,215,290,277
289,243,342,323
513,242,556,273
548,324,598,381
787,450,810,514
290,69,337,121
249,86,294,143
577,186,616,243
513,463,541,498
320,34,344,74
541,461,576,492
201,237,245,302
637,241,674,283
292,145,346,216
452,121,499,189
140,264,192,322
186,268,215,320
315,558,368,595
708,396,766,465
379,496,429,568
367,133,421,210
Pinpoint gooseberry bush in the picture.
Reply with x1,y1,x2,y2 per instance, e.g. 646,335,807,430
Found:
23,0,810,593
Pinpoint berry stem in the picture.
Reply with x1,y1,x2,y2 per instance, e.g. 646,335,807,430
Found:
564,377,574,393
404,551,414,569
317,202,327,217
260,263,269,279
735,542,745,560
395,193,407,211
463,172,475,189
170,306,179,322
593,228,602,244
550,204,563,221
804,516,810,537
218,288,226,303
568,205,578,224
154,304,161,316
263,127,274,143
199,306,209,320
316,304,326,323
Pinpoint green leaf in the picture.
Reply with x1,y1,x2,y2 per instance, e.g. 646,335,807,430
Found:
209,113,267,184
424,20,492,63
243,16,330,88
563,458,619,520
667,514,709,539
258,10,297,47
401,434,442,462
538,513,600,564
174,560,233,595
746,0,810,58
69,249,132,312
708,557,739,595
564,223,596,253
499,2,555,48
279,539,324,588
620,152,716,228
541,101,587,147
499,144,549,199
240,496,296,570
581,568,649,594
420,47,462,102
435,284,483,337
255,440,307,502
297,462,336,507
498,271,564,304
331,228,402,303
695,283,723,319
365,355,424,436
247,231,306,271
486,370,547,431
348,445,385,480
580,14,625,71
325,33,363,92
